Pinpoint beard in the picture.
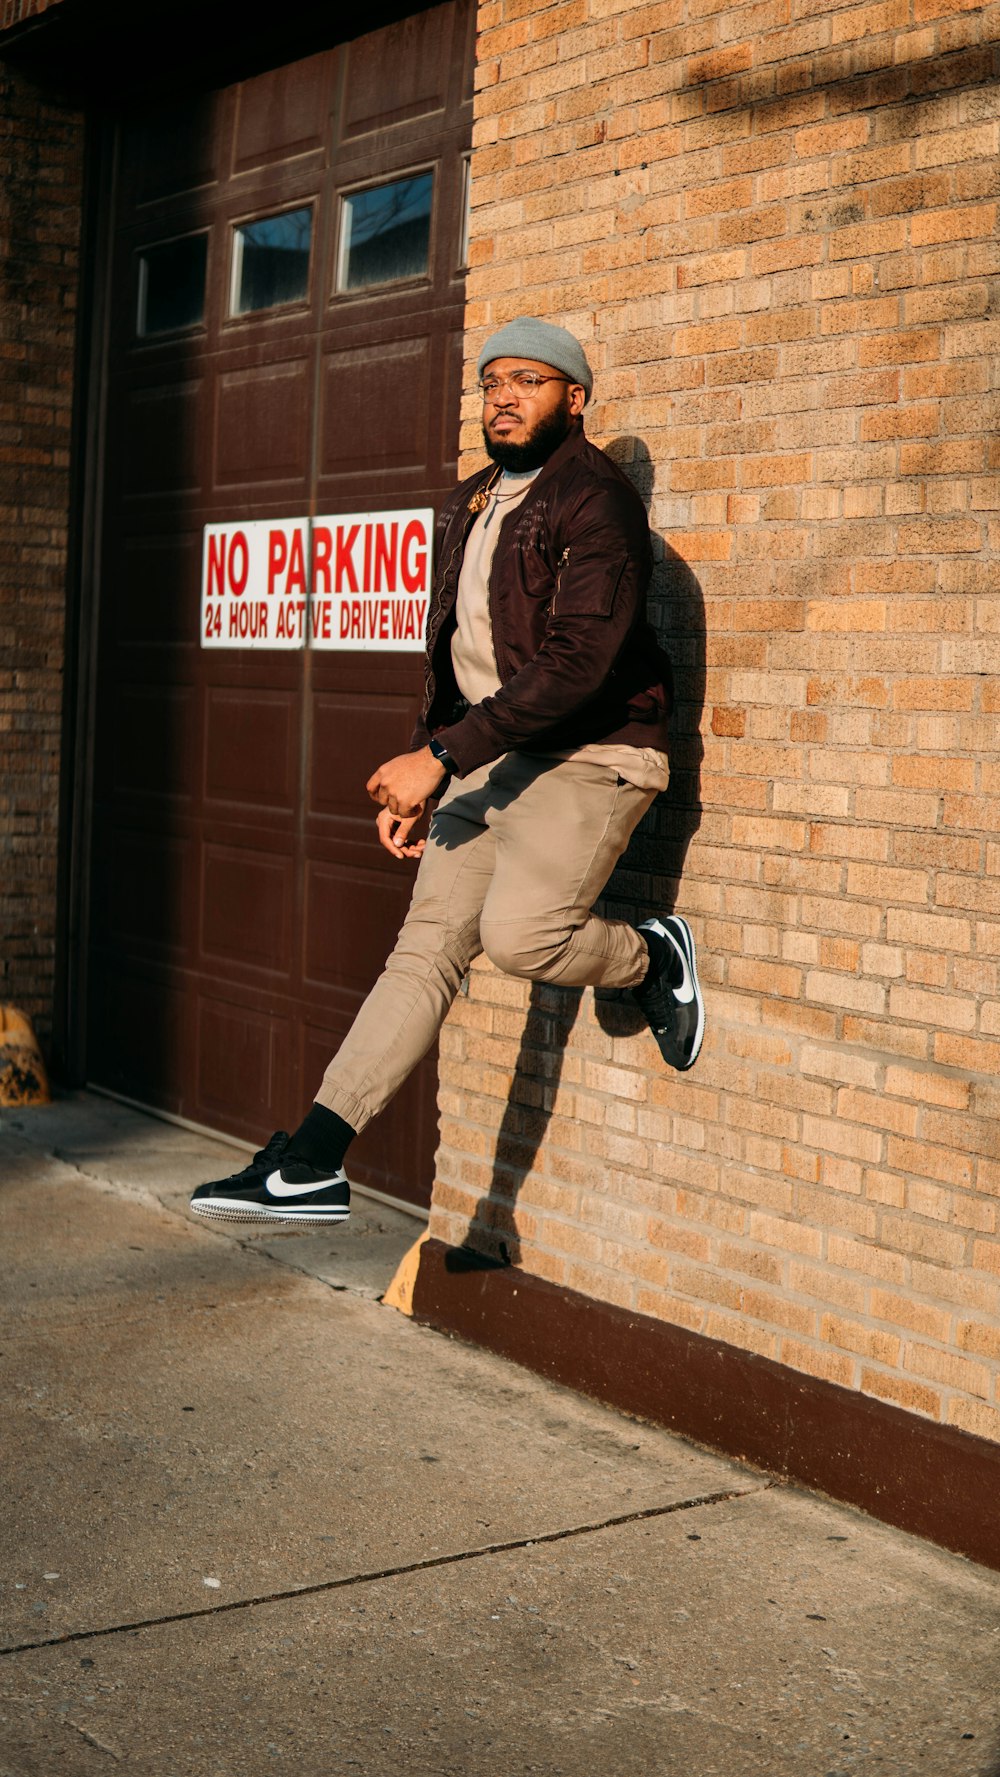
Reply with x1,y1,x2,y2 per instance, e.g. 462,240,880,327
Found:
483,401,574,471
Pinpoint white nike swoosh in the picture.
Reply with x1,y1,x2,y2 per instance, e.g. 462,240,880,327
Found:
663,932,696,1003
264,1168,345,1199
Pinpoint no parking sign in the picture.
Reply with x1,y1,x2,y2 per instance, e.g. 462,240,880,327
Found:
201,509,432,651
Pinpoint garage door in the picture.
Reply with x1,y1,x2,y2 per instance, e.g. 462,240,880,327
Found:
86,1,474,1209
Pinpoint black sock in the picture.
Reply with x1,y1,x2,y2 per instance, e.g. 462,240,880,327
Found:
289,1103,355,1171
643,927,684,989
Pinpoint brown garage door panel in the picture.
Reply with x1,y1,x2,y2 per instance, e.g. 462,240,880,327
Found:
204,688,298,813
109,684,200,803
123,93,228,207
341,4,455,137
302,821,421,883
96,830,196,962
200,844,295,975
195,995,291,1129
301,860,413,993
308,690,418,822
215,360,312,488
88,969,190,1113
233,57,334,173
319,336,431,476
120,379,207,499
113,532,203,650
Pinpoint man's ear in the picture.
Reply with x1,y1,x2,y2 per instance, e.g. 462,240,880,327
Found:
568,383,587,416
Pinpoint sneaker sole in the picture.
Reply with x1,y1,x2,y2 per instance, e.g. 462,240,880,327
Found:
190,1199,350,1226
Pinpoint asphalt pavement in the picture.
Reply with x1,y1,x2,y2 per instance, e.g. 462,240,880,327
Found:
2,1092,999,1776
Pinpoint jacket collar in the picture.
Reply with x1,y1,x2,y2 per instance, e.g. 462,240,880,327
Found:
525,417,587,496
463,419,586,514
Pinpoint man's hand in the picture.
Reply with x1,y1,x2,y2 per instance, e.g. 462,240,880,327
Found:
366,746,447,818
375,807,427,862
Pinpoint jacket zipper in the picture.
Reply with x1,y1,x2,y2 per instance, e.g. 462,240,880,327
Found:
551,547,570,615
423,501,485,715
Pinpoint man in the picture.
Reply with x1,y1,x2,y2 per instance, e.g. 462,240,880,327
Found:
190,317,704,1229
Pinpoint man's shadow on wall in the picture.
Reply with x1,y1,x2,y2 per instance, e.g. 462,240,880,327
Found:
446,436,706,1272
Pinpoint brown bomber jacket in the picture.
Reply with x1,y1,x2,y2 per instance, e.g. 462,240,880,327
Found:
411,421,673,777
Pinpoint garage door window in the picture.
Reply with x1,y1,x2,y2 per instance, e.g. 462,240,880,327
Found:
231,206,313,316
137,232,208,337
337,172,433,292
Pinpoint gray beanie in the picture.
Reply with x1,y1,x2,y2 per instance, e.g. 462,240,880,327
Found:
476,317,593,401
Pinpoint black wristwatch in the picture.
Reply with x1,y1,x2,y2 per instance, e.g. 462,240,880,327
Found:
429,735,458,778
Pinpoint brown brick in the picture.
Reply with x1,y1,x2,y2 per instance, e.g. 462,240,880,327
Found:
871,1289,952,1341
779,1339,857,1389
670,459,738,491
948,1400,1000,1443
911,203,997,245
887,984,976,1032
830,219,908,260
751,236,825,275
821,1313,901,1366
664,529,733,560
795,117,870,158
935,1033,1000,1075
635,1288,706,1331
955,1317,1000,1359
900,440,986,476
904,360,989,399
687,43,754,84
905,1342,991,1399
704,1313,779,1361
800,1111,884,1164
837,1087,919,1138
859,1368,941,1419
857,329,940,366
892,676,975,711
711,705,746,737
676,250,749,288
860,402,939,441
904,951,949,989
684,177,754,217
869,172,952,218
887,907,972,951
672,318,742,356
828,1221,903,1275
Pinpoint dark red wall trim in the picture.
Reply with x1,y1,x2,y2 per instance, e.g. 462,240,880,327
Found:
412,1239,1000,1572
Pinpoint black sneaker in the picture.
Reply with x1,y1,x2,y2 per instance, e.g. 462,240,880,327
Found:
632,914,705,1072
190,1131,351,1227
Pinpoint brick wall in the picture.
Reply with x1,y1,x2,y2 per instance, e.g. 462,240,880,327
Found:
430,0,1000,1443
0,1,64,27
0,53,83,1046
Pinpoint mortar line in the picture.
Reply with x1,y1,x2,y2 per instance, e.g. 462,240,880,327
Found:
1,1481,773,1658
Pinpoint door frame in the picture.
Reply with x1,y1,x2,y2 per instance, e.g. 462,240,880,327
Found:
53,108,119,1086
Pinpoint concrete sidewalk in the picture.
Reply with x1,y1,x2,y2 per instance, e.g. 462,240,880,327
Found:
2,1093,999,1776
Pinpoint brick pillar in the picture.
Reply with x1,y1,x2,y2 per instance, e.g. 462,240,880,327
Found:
0,53,83,1050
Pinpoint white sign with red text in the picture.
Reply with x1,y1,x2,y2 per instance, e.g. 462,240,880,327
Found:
200,509,432,652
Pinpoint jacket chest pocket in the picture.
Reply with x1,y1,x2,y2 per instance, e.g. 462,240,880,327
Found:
553,551,627,618
517,543,556,602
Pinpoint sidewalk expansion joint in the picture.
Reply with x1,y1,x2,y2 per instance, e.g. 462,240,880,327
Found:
2,1480,774,1659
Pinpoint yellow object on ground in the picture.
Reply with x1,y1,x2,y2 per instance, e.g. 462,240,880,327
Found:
0,1006,51,1106
382,1228,430,1316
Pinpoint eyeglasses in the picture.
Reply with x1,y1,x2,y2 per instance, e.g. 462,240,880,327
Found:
478,371,572,401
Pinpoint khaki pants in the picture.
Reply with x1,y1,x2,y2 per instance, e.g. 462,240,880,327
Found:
316,752,656,1132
